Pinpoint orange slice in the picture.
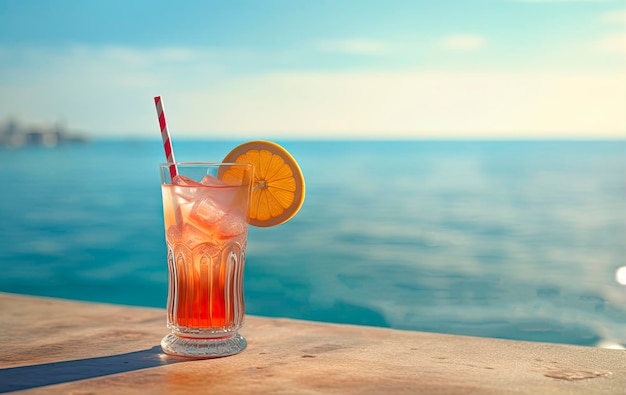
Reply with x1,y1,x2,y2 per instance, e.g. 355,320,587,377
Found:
220,140,305,227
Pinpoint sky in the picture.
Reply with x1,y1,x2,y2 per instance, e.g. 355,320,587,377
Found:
0,0,624,140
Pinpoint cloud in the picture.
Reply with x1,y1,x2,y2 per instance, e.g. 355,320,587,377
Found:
192,70,625,138
0,45,624,139
596,33,626,54
602,10,626,25
440,35,486,51
313,39,389,55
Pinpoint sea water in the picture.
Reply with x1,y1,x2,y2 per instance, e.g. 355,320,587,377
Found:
0,139,624,348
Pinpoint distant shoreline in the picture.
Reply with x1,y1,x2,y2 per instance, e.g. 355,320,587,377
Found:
0,119,89,148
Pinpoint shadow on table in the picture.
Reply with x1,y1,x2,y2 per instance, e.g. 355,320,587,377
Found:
0,346,184,393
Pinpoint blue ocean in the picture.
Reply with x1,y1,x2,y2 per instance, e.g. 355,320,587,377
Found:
1,139,624,348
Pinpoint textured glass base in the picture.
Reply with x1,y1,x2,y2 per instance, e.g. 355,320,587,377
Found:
161,332,247,358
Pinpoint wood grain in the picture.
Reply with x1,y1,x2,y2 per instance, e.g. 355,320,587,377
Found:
0,292,624,394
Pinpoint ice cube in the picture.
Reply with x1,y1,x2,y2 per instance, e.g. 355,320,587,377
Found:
173,174,201,186
188,196,246,239
172,175,202,203
201,174,227,186
170,174,247,241
170,174,212,205
189,197,226,226
217,213,247,238
182,222,218,248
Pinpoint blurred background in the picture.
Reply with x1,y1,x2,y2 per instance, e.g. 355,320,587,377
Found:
0,0,624,348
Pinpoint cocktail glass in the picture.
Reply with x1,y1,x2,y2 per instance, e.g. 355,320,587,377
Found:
159,162,254,358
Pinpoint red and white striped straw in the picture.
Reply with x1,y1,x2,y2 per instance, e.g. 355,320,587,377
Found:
154,96,178,179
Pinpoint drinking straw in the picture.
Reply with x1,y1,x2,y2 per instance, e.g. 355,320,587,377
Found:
154,96,178,179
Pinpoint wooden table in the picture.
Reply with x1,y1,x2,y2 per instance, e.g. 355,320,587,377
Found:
0,292,624,394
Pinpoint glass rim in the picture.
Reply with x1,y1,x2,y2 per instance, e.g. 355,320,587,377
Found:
159,161,254,185
159,162,253,168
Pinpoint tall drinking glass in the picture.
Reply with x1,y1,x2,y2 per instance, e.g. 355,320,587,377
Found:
159,162,254,358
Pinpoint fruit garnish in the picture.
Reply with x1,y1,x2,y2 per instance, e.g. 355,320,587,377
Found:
220,140,305,227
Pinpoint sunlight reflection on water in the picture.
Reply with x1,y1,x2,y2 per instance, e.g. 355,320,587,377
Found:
0,140,624,348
